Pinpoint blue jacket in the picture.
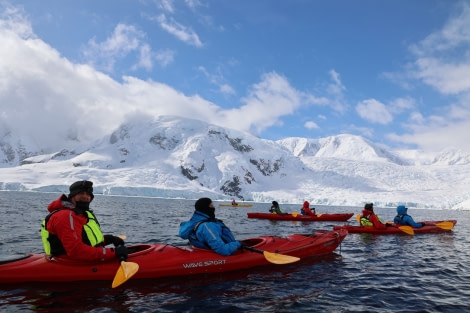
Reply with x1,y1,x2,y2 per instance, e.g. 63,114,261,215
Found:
393,205,423,228
179,210,241,256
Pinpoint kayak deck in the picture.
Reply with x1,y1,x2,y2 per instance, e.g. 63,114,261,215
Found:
0,230,347,284
247,212,354,222
333,220,457,234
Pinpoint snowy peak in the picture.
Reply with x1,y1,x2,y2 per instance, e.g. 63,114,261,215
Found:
278,134,407,164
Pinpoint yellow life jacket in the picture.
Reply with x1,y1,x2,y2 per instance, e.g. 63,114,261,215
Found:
41,210,104,256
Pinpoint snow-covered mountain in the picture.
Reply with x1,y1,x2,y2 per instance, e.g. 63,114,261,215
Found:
1,115,469,210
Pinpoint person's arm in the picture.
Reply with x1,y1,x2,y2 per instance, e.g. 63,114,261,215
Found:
404,216,424,228
49,211,116,261
198,223,241,256
370,214,386,229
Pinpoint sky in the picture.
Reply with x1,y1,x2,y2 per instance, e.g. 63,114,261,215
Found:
1,0,470,154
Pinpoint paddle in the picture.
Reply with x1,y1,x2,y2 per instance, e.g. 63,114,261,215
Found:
112,256,139,288
111,236,139,288
243,246,300,264
423,221,454,230
292,211,298,217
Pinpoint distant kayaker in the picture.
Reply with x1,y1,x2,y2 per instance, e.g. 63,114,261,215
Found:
269,201,287,215
179,197,244,256
300,201,316,216
360,203,386,228
231,199,238,206
41,180,128,262
393,205,424,228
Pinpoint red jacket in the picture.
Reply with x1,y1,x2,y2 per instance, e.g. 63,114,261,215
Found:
361,209,386,229
45,195,117,261
301,201,316,216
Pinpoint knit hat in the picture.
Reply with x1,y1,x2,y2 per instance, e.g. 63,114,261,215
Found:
195,197,215,219
68,180,94,202
364,203,374,211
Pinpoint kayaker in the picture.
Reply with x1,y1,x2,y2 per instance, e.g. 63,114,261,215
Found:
231,199,238,206
269,201,287,215
300,201,316,216
360,203,386,228
393,205,424,228
41,180,128,262
179,197,244,256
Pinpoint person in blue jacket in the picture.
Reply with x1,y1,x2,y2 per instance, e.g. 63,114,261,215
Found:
393,205,424,228
179,197,242,256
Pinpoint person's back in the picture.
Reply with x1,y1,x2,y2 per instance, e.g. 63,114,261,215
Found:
393,205,423,228
179,197,241,256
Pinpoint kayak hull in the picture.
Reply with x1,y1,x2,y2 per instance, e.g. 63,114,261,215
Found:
333,220,457,234
219,203,253,207
0,230,347,284
247,212,354,222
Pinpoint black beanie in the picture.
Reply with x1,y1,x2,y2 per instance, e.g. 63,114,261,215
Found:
364,203,373,211
195,197,215,218
68,180,94,202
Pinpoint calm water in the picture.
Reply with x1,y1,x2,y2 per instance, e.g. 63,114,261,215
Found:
0,191,469,313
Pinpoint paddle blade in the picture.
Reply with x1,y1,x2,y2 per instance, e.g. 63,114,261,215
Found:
262,251,300,264
435,221,455,230
292,211,298,217
112,261,139,288
117,234,127,240
316,213,322,217
398,226,414,235
356,214,361,222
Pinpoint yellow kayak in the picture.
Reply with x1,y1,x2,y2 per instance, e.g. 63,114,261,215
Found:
219,203,253,207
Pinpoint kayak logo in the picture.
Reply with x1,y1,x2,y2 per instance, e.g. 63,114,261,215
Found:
182,259,227,268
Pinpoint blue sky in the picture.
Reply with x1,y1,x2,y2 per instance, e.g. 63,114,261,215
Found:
1,0,469,153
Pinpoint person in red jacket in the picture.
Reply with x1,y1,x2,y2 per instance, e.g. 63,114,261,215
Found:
300,201,316,216
360,203,386,229
41,180,128,262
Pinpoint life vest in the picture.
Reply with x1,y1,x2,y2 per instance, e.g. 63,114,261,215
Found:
41,209,105,256
360,217,374,227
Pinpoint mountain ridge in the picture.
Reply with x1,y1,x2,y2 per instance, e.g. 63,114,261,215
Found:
1,115,469,209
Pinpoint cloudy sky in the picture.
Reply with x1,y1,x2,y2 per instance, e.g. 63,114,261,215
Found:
1,0,469,154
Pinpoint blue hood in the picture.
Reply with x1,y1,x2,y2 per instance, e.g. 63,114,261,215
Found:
396,205,407,215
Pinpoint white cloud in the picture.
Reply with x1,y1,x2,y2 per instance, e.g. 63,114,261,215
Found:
389,2,470,152
83,23,147,72
156,14,203,47
0,10,319,152
155,49,175,67
304,121,318,130
356,99,393,125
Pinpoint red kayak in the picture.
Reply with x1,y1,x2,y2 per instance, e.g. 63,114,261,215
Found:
247,212,354,222
333,220,457,234
0,230,347,284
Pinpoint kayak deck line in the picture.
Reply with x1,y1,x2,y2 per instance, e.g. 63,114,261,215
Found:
0,230,347,284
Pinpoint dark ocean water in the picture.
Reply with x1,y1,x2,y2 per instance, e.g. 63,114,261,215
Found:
0,191,469,313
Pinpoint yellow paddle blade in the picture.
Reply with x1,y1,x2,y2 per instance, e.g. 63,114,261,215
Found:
356,214,361,222
398,226,414,235
112,261,139,288
316,213,322,217
117,235,127,240
292,211,298,217
434,221,455,230
262,251,300,264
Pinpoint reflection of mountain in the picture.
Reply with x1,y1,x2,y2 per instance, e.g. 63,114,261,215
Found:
1,115,469,209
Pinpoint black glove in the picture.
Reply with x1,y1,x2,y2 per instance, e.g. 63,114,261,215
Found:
114,245,128,260
240,241,250,251
104,235,125,247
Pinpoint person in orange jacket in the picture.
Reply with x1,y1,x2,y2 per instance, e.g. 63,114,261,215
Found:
41,180,128,261
360,203,386,229
300,201,316,216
